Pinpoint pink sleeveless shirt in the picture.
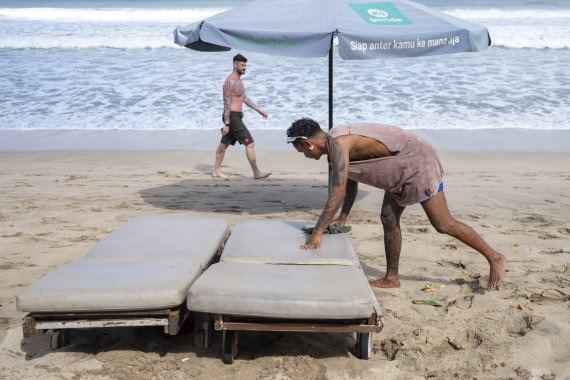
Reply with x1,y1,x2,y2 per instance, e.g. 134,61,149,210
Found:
329,123,444,206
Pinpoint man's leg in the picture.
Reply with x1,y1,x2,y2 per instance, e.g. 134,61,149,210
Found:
370,193,406,288
245,141,270,179
213,143,229,179
421,191,506,290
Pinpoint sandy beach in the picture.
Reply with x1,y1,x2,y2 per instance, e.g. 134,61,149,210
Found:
0,144,569,379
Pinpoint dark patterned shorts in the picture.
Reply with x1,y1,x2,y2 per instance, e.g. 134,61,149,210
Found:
221,111,254,146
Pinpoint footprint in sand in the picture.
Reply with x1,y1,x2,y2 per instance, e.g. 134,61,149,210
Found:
516,214,548,224
380,339,403,361
446,294,475,310
509,314,545,337
444,243,458,250
437,260,467,269
539,249,568,255
538,232,560,240
407,227,430,234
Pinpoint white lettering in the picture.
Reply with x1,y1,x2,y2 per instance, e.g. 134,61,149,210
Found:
369,41,392,50
393,40,415,49
350,41,368,52
369,17,402,23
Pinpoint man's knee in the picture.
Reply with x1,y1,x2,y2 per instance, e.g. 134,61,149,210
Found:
431,218,457,235
380,210,399,229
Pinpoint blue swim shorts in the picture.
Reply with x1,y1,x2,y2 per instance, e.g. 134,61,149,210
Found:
420,182,444,205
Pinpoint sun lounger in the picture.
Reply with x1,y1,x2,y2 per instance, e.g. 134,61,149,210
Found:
186,220,383,363
16,215,229,349
220,220,359,266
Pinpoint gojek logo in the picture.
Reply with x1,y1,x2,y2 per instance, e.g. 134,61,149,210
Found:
350,2,411,25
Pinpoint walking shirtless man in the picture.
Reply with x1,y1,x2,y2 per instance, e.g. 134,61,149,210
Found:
286,118,506,290
212,54,271,180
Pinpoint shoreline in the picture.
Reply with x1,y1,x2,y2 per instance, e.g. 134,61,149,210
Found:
1,128,570,152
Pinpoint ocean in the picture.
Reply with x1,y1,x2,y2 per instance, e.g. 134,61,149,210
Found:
1,0,569,132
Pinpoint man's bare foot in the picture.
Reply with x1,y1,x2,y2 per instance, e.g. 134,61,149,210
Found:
212,172,229,180
486,252,506,290
254,172,271,179
369,276,400,288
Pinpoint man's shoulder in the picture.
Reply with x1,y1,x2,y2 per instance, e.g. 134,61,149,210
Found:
224,75,242,83
223,76,243,89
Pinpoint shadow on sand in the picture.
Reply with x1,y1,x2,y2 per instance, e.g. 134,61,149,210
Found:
21,322,360,362
139,176,369,215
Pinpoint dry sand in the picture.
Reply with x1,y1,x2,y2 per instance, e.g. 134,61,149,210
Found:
0,150,569,379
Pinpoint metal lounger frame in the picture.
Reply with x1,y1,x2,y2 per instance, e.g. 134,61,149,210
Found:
196,311,384,363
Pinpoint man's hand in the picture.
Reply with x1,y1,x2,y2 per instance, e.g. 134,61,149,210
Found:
259,110,268,119
301,232,321,250
221,125,229,135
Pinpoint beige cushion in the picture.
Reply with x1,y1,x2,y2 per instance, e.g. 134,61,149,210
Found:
16,216,229,313
17,260,200,312
83,215,229,269
220,220,358,266
187,263,376,319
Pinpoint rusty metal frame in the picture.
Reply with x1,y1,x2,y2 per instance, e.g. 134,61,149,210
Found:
22,305,190,338
214,313,384,334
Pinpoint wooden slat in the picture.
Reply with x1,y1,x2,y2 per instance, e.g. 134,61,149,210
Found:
35,318,169,330
217,321,382,333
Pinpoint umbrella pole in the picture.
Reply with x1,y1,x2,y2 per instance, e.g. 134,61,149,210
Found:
328,43,333,194
328,45,333,131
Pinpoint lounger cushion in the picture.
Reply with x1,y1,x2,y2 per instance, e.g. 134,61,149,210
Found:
83,215,229,268
187,263,376,319
220,221,358,266
17,260,201,312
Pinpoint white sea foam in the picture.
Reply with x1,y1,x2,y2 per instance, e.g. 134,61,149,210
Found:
445,8,570,20
0,8,225,23
2,7,568,23
0,35,176,49
489,26,570,49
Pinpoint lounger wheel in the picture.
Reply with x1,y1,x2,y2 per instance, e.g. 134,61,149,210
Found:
356,332,372,360
222,330,238,364
50,329,69,350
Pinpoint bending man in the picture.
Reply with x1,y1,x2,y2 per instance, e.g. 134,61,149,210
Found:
286,118,505,290
213,54,270,180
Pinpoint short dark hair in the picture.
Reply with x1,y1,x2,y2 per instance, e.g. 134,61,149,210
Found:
233,54,247,63
286,118,323,140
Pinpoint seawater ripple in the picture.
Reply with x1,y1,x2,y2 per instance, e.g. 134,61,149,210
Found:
1,1,569,131
1,47,568,131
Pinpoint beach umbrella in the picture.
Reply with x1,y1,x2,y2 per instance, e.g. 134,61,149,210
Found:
174,0,490,130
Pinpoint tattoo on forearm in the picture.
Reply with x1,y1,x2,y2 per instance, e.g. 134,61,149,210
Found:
243,94,258,111
315,140,346,231
222,81,232,124
341,180,358,216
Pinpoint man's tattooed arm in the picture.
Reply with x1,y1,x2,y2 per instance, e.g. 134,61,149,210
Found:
222,80,232,125
313,140,348,234
243,93,260,113
339,179,358,219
